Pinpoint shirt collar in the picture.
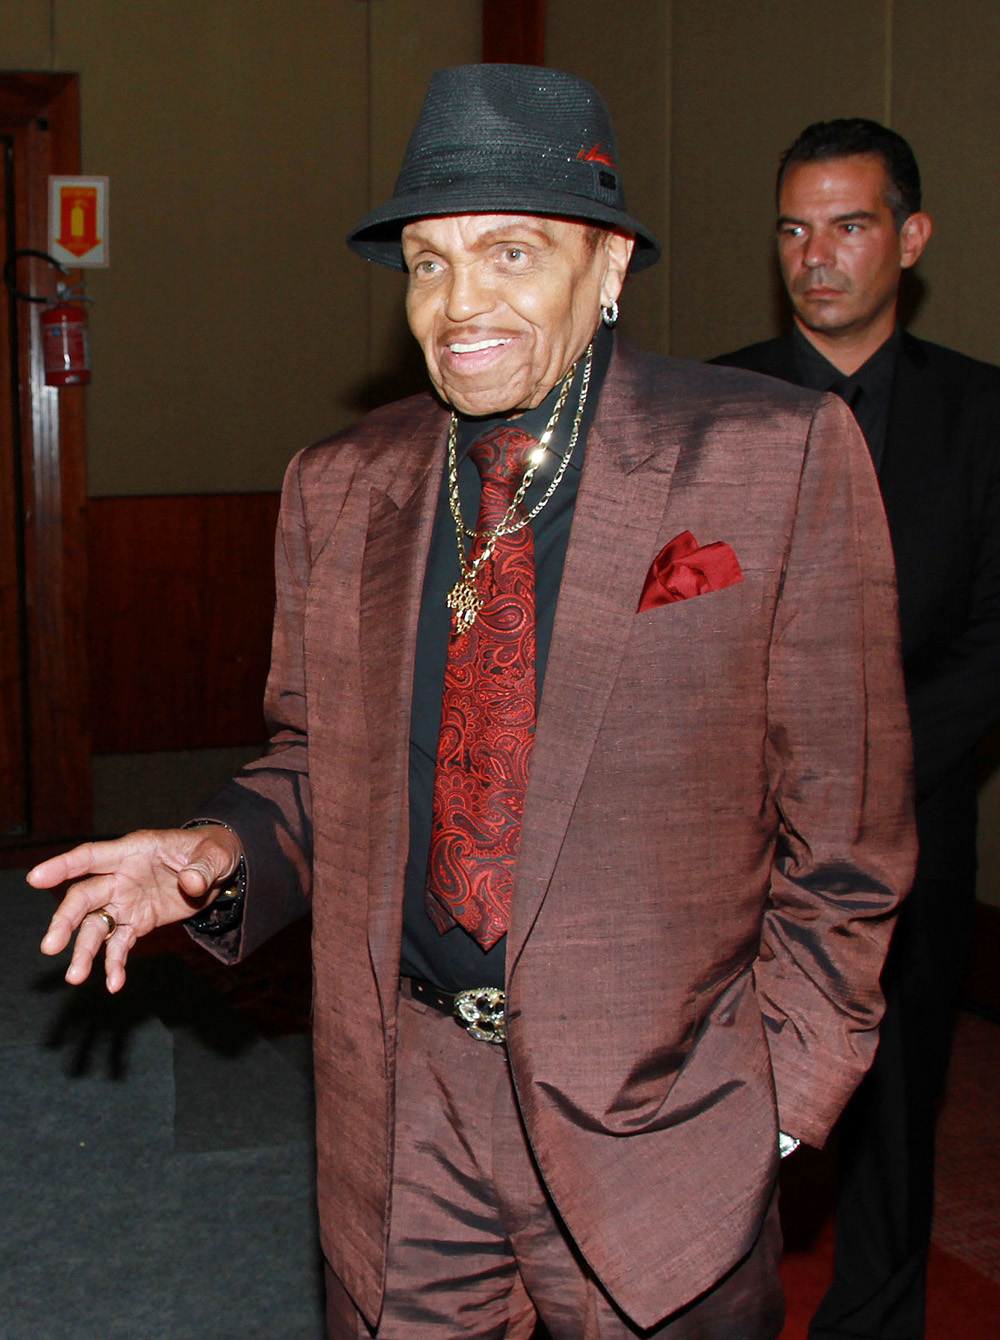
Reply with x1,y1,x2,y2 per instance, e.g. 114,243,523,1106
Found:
791,323,900,397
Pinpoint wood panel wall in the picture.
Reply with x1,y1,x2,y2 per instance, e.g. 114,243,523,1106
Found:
88,493,279,753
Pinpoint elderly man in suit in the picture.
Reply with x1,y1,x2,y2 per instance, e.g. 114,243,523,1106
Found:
33,71,915,1339
714,118,1000,1340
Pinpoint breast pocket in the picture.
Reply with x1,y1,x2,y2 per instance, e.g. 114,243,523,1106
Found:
622,579,765,709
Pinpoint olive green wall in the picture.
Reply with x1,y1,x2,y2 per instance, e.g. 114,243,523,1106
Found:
1,0,479,495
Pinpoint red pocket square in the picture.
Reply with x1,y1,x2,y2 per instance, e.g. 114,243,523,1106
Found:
638,530,743,611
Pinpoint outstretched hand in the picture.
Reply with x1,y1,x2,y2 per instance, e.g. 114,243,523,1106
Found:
30,826,244,993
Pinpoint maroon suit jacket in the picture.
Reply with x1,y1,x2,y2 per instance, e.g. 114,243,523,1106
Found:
203,341,916,1330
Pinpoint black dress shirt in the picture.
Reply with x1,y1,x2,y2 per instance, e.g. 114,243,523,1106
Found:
790,324,899,471
399,325,613,991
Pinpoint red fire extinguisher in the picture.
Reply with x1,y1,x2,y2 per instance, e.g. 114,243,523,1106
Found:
41,284,92,387
3,251,96,388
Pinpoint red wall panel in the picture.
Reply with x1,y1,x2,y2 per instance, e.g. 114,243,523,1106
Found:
88,493,280,753
482,0,545,64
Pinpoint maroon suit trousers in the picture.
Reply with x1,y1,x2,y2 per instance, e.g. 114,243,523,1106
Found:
324,987,786,1339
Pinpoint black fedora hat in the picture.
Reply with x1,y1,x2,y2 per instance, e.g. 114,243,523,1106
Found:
347,64,661,272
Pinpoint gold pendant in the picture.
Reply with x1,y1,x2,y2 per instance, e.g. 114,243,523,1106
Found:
447,574,483,633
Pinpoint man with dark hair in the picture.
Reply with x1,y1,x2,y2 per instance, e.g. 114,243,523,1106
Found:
776,117,922,227
715,118,1000,1340
32,75,914,1339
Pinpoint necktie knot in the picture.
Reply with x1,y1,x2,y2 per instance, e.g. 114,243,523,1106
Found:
827,376,864,415
468,425,537,497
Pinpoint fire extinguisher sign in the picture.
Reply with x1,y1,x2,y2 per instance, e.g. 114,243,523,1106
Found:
47,176,109,267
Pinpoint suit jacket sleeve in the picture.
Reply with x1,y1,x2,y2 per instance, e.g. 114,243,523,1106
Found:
190,449,316,961
758,394,916,1145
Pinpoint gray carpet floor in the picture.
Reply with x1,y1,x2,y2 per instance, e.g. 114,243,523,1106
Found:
0,871,325,1339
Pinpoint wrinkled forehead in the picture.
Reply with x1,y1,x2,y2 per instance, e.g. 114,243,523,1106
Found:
403,212,582,239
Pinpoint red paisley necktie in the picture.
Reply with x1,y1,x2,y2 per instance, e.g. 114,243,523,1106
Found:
426,425,538,950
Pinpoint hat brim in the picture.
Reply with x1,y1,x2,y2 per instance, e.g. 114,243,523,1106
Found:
347,185,661,273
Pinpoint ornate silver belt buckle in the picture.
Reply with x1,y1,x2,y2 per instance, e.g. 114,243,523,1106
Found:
453,987,506,1044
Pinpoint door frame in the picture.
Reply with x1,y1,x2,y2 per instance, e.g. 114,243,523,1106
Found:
1,72,91,859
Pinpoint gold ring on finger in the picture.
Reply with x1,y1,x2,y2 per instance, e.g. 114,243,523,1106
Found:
91,908,117,941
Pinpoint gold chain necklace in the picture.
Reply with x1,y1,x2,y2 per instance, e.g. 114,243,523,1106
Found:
445,341,594,634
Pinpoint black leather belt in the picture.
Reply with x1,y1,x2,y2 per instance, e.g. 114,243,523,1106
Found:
403,976,507,1045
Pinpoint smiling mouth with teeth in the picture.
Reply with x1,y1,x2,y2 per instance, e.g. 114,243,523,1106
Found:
448,338,512,354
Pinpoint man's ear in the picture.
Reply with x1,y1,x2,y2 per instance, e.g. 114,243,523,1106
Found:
600,229,635,306
900,211,932,270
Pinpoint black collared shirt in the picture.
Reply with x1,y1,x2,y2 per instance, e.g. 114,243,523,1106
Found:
399,325,613,991
791,325,899,472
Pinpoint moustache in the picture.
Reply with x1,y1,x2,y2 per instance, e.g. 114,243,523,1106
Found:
791,269,851,295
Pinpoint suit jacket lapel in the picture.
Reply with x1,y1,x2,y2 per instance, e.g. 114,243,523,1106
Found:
358,403,449,1019
506,346,685,971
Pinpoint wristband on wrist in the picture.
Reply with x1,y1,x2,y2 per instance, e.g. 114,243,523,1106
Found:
182,820,247,938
